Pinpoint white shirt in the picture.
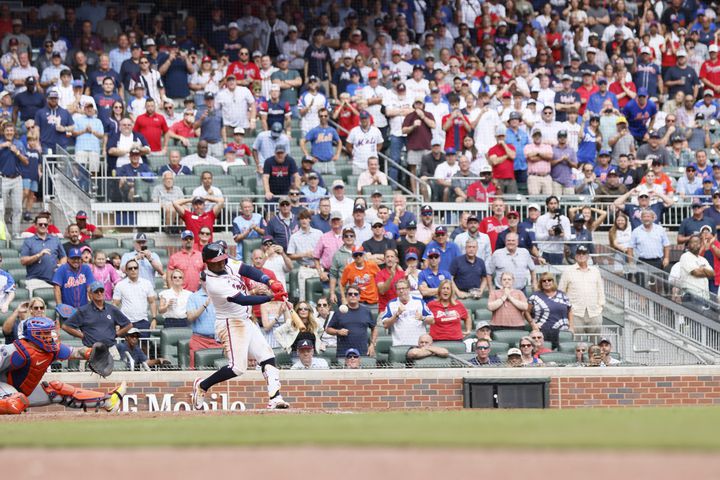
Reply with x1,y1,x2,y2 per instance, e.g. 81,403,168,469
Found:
405,78,430,102
454,231,492,263
204,261,254,320
388,60,413,80
290,357,329,370
113,277,155,323
382,295,431,346
472,108,501,157
264,254,288,290
425,100,449,146
385,91,413,137
360,84,389,128
159,288,191,318
674,251,712,300
433,160,460,181
115,133,137,168
215,85,255,128
57,83,75,110
181,154,222,170
535,213,571,255
191,185,224,212
346,125,384,172
330,196,355,220
299,90,328,135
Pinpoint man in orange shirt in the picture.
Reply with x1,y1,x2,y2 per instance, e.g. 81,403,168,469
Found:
339,246,379,306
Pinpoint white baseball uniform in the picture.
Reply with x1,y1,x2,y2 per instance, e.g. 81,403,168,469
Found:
204,261,275,375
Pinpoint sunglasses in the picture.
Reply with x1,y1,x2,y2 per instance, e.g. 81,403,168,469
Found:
317,303,328,307
30,305,45,310
343,234,355,238
297,307,309,311
541,279,553,283
428,255,440,259
37,223,48,227
520,344,533,348
126,266,138,271
172,276,183,280
347,292,360,297
199,231,211,235
476,346,489,350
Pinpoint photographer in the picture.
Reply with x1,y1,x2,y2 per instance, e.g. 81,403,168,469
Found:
157,40,195,101
535,196,571,265
608,116,636,162
119,233,164,283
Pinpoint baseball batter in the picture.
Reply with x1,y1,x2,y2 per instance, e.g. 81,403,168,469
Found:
192,243,290,410
0,317,125,414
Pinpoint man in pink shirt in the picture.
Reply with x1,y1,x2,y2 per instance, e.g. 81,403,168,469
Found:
524,129,554,195
313,211,344,284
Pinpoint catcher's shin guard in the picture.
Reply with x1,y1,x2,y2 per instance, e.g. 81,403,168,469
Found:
42,380,111,410
0,392,30,414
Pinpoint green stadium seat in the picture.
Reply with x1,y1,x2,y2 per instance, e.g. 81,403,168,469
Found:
461,298,488,312
10,239,24,251
177,339,191,369
228,165,257,181
492,329,527,348
214,358,229,369
88,238,120,250
159,328,192,365
183,186,196,196
411,356,455,368
2,257,22,271
318,347,336,364
272,347,292,368
288,267,300,301
212,175,238,189
33,288,55,304
489,341,509,356
242,176,258,192
242,238,263,263
559,342,579,353
0,248,19,258
388,345,412,364
154,276,167,291
121,238,156,250
173,175,200,190
473,309,492,324
147,154,168,172
374,336,392,364
539,352,576,365
194,348,224,368
362,185,393,197
192,165,225,177
305,277,325,304
432,341,466,354
558,330,574,343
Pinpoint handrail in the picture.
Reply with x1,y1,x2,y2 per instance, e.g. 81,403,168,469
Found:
326,117,426,201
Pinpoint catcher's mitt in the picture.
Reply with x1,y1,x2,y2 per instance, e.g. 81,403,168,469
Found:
88,342,113,377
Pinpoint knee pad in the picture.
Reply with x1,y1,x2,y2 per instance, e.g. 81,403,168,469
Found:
42,381,109,410
0,393,29,415
259,358,276,372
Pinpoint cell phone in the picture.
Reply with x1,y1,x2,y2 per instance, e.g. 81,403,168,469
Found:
141,245,148,251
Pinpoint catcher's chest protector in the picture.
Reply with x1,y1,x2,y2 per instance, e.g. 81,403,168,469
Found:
9,341,57,396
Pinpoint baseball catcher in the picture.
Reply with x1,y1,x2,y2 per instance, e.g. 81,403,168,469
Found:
192,242,290,410
0,317,125,415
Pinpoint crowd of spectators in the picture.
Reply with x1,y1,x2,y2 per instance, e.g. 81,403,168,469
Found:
0,0,719,369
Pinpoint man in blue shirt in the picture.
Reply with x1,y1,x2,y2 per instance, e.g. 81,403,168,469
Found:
232,198,267,260
326,285,377,357
34,88,74,153
300,108,342,175
449,238,489,296
622,88,657,143
586,78,619,115
52,247,95,308
194,92,225,159
63,281,132,349
87,54,121,97
116,147,155,201
13,77,45,123
20,214,67,296
506,112,529,185
186,272,222,368
418,248,452,302
157,40,193,100
422,226,461,272
634,48,661,100
0,123,30,236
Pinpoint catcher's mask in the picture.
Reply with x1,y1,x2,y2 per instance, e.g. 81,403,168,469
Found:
23,317,59,353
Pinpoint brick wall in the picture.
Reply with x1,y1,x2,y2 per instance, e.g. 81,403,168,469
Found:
36,368,720,412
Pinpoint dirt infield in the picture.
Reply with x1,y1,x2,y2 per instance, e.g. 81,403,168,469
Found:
1,447,717,480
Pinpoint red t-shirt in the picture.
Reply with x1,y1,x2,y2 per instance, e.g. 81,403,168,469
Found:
479,216,509,251
227,142,252,157
487,143,515,180
133,113,168,152
577,85,599,115
701,239,720,287
335,104,359,139
609,81,636,109
466,181,497,203
700,60,720,96
375,267,406,314
170,120,197,138
226,61,260,82
182,210,216,246
78,223,98,243
427,300,468,341
442,112,471,151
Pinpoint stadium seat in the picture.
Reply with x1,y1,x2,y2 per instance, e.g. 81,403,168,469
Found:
388,345,412,364
375,336,392,364
173,175,201,190
432,341,466,354
411,356,454,368
212,175,238,189
228,165,257,181
194,348,224,368
192,165,225,177
214,358,229,369
305,277,325,304
473,309,492,324
177,339,191,369
558,330,575,343
559,342,579,353
159,328,192,365
0,248,19,258
489,341,509,356
539,352,576,365
492,329,527,347
88,238,120,250
273,347,292,368
2,257,22,271
154,276,167,291
461,298,488,312
362,185,393,197
288,267,300,301
242,238,262,263
33,288,55,304
318,346,337,364
359,357,378,368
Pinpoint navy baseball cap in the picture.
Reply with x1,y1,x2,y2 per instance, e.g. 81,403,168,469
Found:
637,87,649,97
345,348,360,358
445,147,456,155
405,252,418,261
599,149,611,156
75,210,88,219
297,339,314,350
181,230,194,239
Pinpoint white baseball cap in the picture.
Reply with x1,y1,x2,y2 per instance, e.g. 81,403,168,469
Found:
676,49,688,57
711,45,719,53
640,46,652,55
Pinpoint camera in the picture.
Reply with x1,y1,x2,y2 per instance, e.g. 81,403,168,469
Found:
141,245,148,251
552,213,563,236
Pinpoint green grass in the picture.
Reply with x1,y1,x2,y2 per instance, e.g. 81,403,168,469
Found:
3,408,720,450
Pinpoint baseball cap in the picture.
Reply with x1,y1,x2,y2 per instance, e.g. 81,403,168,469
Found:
276,54,289,62
648,130,661,139
224,146,236,155
507,210,519,218
704,89,715,97
233,127,245,135
332,179,346,189
89,281,105,293
616,116,627,124
637,87,648,97
330,211,343,221
434,226,447,235
345,348,361,358
274,144,286,153
68,247,82,258
576,245,590,255
509,111,522,121
711,45,720,54
308,75,319,82
531,128,542,137
607,168,618,176
503,54,513,62
597,77,607,85
359,111,370,119
47,89,59,99
75,210,88,219
181,230,194,239
252,50,262,58
192,196,205,204
561,74,572,81
599,149,611,156
573,213,585,223
598,337,612,345
228,22,239,30
640,46,652,55
134,232,148,242
297,339,314,350
406,220,417,230
476,321,491,330
352,204,365,213
204,92,215,100
587,47,598,54
278,197,291,206
372,221,384,228
426,247,441,257
270,84,280,92
637,192,650,198
271,122,283,136
700,225,713,233
72,79,84,88
405,252,418,261
676,49,688,57
557,129,568,137
144,38,156,47
126,327,141,336
368,70,378,79
528,203,541,211
445,147,457,155
301,155,314,163
169,39,179,48
262,235,274,244
507,348,522,357
396,83,406,91
288,25,298,32
495,126,507,137
25,76,35,85
351,245,365,256
479,164,492,174
421,204,433,215
129,146,142,156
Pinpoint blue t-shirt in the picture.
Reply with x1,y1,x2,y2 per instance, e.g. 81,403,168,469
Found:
305,126,340,162
622,100,657,138
0,140,27,178
449,255,487,291
19,146,40,181
586,91,619,115
232,213,266,259
51,263,95,308
327,304,375,356
186,289,216,336
88,69,121,97
505,127,529,171
422,240,461,272
417,268,452,301
14,90,46,122
35,106,74,150
117,341,148,366
577,125,599,165
158,53,190,99
263,156,298,196
21,235,66,282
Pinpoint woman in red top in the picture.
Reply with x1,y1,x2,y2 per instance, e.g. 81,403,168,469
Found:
428,279,471,341
546,21,563,63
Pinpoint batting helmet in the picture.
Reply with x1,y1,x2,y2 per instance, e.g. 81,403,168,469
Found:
23,317,59,353
202,242,228,263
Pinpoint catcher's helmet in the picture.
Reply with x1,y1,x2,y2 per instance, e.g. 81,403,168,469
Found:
23,317,59,353
202,242,228,263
